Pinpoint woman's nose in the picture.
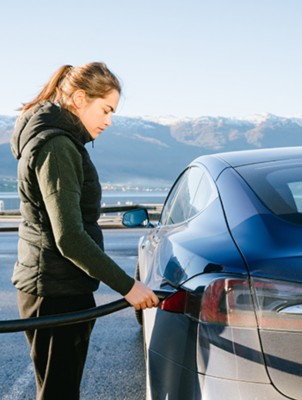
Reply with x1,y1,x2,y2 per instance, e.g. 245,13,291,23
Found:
105,114,112,126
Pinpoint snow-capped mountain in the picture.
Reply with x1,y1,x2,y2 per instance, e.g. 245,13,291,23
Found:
1,113,302,185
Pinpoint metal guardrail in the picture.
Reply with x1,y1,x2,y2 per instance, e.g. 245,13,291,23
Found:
0,204,162,216
0,204,163,231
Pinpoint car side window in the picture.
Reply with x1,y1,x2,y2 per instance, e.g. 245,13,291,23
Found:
288,182,302,212
193,170,218,214
160,169,189,225
237,160,302,224
161,166,218,225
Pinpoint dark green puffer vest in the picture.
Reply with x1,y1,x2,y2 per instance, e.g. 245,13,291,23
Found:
11,102,102,296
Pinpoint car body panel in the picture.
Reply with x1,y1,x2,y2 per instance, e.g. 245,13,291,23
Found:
210,146,302,168
260,331,302,399
215,163,302,398
136,147,302,399
147,350,289,400
145,307,269,382
217,166,302,277
139,197,248,291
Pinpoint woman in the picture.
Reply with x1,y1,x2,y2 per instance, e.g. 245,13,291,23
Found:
10,62,159,400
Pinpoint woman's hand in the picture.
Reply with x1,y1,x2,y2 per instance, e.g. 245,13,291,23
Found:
124,280,159,310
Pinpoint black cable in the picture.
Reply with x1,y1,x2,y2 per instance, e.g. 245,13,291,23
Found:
0,290,172,333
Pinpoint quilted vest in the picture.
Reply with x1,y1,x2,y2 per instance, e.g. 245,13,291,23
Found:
11,104,102,296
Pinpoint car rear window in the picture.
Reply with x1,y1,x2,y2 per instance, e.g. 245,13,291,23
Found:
235,159,302,224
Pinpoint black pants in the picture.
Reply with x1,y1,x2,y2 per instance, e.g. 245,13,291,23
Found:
18,290,96,400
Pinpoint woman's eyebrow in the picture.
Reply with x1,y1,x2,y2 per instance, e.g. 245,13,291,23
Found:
105,105,115,113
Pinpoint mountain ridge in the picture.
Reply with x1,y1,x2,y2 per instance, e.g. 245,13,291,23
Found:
1,113,302,185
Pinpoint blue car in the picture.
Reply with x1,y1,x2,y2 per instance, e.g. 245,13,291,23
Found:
123,147,302,400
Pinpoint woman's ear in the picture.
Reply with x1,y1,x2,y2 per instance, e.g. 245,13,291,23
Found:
72,89,87,110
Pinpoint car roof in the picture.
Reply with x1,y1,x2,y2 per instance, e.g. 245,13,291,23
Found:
191,147,302,179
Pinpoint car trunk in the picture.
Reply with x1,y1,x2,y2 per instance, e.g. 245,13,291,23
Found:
230,214,302,399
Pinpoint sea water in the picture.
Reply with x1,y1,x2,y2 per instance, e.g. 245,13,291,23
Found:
0,190,168,211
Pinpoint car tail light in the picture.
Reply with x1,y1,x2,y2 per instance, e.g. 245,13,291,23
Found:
200,278,257,327
160,276,302,331
252,277,302,331
159,290,188,313
160,277,257,328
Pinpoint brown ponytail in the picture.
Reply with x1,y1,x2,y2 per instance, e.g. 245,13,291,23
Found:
20,62,121,114
20,65,73,113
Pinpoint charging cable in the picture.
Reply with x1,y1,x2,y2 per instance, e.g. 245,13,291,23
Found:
0,290,172,333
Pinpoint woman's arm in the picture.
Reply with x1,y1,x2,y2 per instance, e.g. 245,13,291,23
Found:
35,135,134,295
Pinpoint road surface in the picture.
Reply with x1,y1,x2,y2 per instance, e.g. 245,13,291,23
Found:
0,228,148,400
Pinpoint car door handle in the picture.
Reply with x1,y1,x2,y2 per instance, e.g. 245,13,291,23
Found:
151,233,160,244
151,227,161,243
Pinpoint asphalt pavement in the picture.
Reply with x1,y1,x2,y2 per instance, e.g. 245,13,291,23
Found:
0,228,148,400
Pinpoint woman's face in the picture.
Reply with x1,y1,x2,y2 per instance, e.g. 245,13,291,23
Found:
74,89,120,139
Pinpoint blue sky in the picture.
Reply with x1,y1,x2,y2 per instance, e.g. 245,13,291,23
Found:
1,0,302,118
